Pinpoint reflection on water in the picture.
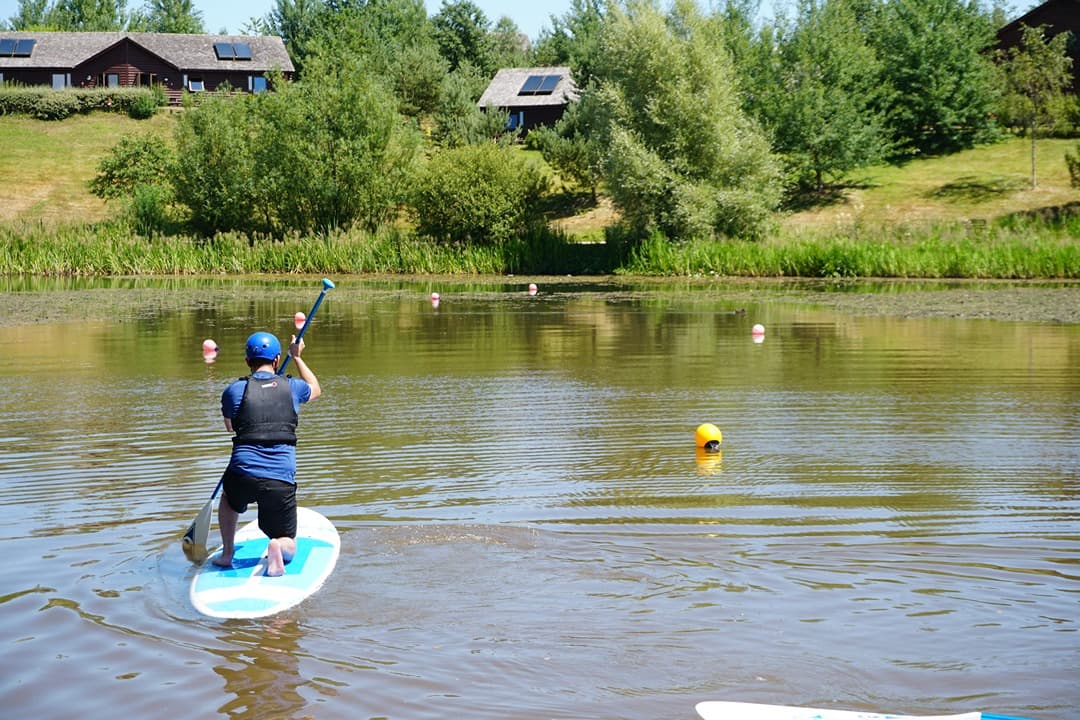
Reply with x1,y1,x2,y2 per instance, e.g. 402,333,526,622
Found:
0,278,1076,720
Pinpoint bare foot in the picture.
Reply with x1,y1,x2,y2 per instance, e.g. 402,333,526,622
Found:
212,555,233,568
265,539,285,577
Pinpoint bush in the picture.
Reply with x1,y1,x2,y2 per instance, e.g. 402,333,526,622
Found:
0,86,161,119
129,184,173,236
1067,143,1080,189
89,133,175,200
31,91,82,120
411,143,549,245
128,92,159,119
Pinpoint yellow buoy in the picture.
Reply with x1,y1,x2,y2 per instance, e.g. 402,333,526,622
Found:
695,423,722,451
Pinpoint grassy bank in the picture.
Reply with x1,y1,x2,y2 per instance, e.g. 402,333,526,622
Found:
1,113,1079,278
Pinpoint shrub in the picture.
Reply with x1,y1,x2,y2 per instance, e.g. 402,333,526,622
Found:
410,143,549,245
128,92,159,119
129,184,173,236
89,133,175,200
31,91,81,120
1067,143,1080,189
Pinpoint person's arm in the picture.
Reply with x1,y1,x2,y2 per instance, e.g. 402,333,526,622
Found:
289,336,321,400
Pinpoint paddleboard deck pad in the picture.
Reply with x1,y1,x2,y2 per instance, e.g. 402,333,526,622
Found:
696,702,1033,720
190,506,340,619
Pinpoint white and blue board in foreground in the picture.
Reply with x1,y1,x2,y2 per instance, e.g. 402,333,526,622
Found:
696,702,1035,720
190,506,340,619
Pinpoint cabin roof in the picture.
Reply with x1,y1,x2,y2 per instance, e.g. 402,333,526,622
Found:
478,66,578,108
0,32,294,73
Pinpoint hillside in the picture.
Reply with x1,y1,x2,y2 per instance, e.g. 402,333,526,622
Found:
1,112,1078,234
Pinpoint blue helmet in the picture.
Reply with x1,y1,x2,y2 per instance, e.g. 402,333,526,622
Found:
245,331,281,362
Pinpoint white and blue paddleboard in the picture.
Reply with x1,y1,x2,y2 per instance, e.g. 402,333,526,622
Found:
696,702,1033,720
190,506,340,619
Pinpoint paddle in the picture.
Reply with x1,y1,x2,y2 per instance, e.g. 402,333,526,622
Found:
181,278,336,563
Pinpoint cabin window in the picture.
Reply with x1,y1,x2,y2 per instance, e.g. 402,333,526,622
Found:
0,73,4,84
138,73,154,87
188,77,204,92
106,73,120,88
251,76,268,93
52,73,68,89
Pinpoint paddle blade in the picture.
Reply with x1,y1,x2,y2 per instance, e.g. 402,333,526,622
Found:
181,497,215,563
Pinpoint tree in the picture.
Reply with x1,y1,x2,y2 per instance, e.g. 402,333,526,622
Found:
530,88,606,200
251,60,423,234
171,91,260,235
870,0,1001,158
431,0,493,74
139,0,204,33
592,0,782,240
89,133,175,200
6,0,50,29
531,0,605,86
753,0,889,192
411,143,548,244
264,0,325,75
46,0,134,31
489,16,528,69
998,24,1074,188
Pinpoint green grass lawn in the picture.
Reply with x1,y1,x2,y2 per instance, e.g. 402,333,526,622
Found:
784,136,1080,233
0,112,177,225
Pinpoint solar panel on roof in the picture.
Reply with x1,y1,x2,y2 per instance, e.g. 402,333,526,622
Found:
213,41,235,60
14,39,35,57
537,74,560,94
519,75,544,95
233,42,252,60
0,39,16,56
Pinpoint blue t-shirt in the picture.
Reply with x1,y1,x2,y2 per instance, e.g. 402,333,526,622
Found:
221,371,311,484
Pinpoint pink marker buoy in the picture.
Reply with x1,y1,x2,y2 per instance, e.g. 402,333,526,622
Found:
528,283,538,296
751,323,765,336
202,338,218,353
430,292,440,308
294,311,306,329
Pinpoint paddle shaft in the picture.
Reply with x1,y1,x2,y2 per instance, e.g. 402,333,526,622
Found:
278,278,334,375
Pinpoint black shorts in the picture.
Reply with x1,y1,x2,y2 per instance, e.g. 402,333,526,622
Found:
220,468,297,539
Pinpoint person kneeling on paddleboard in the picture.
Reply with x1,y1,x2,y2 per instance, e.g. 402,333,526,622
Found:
214,331,321,577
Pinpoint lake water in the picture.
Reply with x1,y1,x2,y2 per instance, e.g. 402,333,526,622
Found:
0,277,1076,720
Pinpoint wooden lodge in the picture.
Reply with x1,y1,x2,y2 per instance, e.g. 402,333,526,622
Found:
0,32,295,105
477,66,579,134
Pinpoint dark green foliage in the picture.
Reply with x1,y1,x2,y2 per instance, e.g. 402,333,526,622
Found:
434,61,513,147
171,91,259,236
251,61,423,234
751,0,890,192
89,132,174,199
0,87,160,120
138,0,205,33
531,0,605,86
127,91,158,119
1066,143,1080,189
430,0,494,74
870,0,1002,158
411,143,548,244
592,1,782,240
529,96,605,200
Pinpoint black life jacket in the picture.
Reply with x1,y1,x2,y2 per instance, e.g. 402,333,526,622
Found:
232,375,298,447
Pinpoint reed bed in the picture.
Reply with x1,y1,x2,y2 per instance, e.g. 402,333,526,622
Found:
1,216,1077,279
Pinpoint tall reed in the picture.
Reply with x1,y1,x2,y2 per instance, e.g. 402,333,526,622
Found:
2,217,1077,278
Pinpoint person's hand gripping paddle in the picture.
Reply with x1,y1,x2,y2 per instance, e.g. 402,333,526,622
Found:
181,278,335,563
